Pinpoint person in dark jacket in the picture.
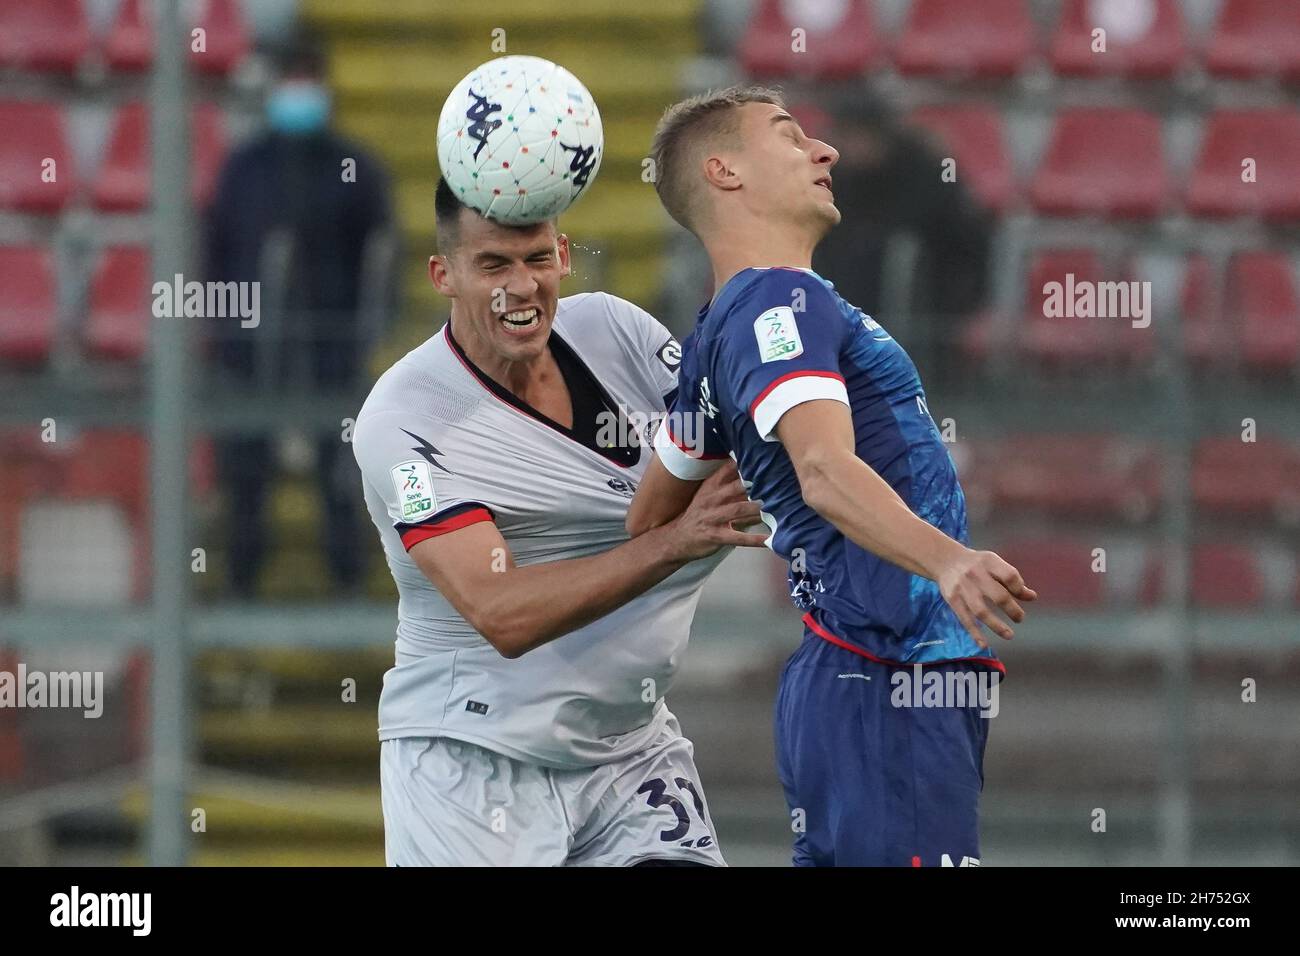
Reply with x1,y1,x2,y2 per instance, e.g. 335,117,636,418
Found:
810,89,992,384
206,33,394,598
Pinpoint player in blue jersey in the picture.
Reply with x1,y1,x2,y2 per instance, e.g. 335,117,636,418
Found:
627,87,1038,866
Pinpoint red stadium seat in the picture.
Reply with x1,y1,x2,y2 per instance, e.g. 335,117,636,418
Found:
909,106,1015,214
964,434,1162,522
0,246,56,365
0,0,91,74
0,101,77,213
1023,249,1129,365
92,102,227,212
1050,0,1187,77
1187,111,1300,221
996,538,1105,608
739,0,881,79
1030,109,1168,218
63,430,150,519
1206,0,1300,80
1225,252,1300,372
895,0,1034,78
190,0,251,76
1193,437,1300,522
103,0,154,73
1141,543,1266,609
86,246,150,362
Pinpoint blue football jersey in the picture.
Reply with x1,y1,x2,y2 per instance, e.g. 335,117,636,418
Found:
653,266,1000,670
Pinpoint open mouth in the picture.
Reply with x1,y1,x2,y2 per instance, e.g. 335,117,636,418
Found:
815,176,833,192
498,307,541,333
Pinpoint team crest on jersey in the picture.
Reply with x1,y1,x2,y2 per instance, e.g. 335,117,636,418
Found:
754,306,804,362
656,338,682,370
391,459,436,521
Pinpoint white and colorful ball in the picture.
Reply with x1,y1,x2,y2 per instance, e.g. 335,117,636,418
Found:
436,55,603,225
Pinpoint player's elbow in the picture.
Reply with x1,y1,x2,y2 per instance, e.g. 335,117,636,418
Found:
471,611,540,660
625,504,654,538
793,453,840,519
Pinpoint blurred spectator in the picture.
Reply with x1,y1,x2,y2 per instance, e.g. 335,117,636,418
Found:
810,88,992,380
205,33,394,598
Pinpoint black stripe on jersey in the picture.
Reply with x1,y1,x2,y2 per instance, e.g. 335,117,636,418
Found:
446,324,641,468
394,501,495,534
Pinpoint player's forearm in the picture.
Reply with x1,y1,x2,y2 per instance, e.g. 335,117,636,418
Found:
475,524,688,658
625,455,705,536
798,450,966,581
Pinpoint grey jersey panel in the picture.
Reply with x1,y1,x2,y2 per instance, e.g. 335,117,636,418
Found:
354,292,717,768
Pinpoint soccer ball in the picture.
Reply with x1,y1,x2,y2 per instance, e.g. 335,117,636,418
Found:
437,55,603,225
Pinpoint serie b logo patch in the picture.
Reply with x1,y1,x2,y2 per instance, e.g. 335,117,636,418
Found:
754,306,804,363
391,459,436,521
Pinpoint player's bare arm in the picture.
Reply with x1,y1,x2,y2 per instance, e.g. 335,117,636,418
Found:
625,454,715,536
775,399,1037,647
412,467,765,659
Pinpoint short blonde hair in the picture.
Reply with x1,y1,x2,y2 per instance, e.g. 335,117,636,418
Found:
650,85,785,236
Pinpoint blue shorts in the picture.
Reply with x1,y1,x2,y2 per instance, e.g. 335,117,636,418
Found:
774,628,994,867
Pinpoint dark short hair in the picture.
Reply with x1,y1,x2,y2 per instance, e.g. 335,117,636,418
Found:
650,85,785,236
434,176,557,257
434,177,468,256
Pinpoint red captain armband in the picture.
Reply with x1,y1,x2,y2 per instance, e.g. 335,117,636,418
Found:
396,505,494,551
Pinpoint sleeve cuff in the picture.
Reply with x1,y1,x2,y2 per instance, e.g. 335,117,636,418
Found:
652,418,726,481
396,504,494,550
750,371,849,442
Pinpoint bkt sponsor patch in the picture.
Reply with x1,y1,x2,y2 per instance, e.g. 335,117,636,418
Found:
391,459,436,521
754,306,804,362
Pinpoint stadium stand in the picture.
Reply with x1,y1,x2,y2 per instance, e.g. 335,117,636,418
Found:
0,0,91,74
895,0,1035,78
1049,0,1187,77
0,246,57,365
739,0,881,79
1205,0,1300,80
0,100,77,214
1187,110,1300,221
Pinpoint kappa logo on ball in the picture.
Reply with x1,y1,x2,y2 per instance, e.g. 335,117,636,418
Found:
391,460,436,520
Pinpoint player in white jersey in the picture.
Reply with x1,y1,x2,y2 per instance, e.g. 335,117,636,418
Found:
352,178,765,866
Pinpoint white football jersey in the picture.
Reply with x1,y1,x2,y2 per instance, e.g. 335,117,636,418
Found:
353,291,723,769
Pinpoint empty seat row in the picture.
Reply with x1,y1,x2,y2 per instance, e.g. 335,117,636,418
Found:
0,0,249,76
961,435,1300,524
0,100,226,214
906,106,1300,220
0,245,151,364
962,249,1300,372
994,538,1300,610
741,0,1300,81
0,428,215,602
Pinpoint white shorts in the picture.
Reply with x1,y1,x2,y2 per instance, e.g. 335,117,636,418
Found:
380,713,726,866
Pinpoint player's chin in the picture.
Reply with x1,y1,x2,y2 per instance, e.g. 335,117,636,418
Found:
495,314,552,356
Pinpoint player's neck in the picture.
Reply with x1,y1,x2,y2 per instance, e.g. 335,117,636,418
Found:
704,227,819,298
448,319,567,411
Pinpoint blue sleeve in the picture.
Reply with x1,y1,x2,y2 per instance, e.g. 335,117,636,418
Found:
715,270,852,442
